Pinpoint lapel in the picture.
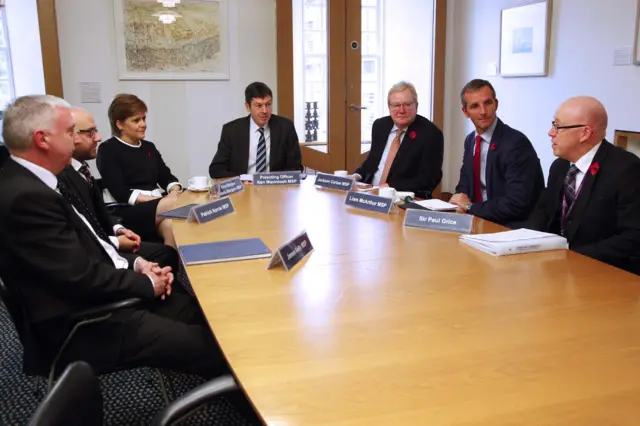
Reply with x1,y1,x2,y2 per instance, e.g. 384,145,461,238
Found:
239,116,251,172
484,118,503,197
564,141,611,240
268,115,279,167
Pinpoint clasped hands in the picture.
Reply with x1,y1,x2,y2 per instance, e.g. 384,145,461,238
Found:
134,258,174,300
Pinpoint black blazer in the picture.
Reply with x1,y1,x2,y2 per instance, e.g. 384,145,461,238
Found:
355,115,443,199
455,119,544,227
526,141,640,275
0,159,154,326
209,114,303,178
0,144,8,168
58,165,119,237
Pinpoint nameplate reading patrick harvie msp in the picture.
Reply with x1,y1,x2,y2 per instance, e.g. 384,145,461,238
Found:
254,171,301,186
344,191,393,214
314,172,354,191
403,209,473,233
187,197,235,224
267,231,314,272
216,177,244,197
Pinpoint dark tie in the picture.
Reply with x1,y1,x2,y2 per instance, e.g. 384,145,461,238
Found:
256,128,267,173
563,164,580,209
78,162,95,187
57,180,114,247
472,134,483,202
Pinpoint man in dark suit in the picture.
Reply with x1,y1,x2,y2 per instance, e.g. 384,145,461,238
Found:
209,82,303,178
449,79,544,227
0,95,224,377
527,97,640,275
59,108,180,272
353,81,443,199
0,143,8,167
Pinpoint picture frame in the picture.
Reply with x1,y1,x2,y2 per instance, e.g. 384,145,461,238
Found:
113,0,229,80
499,0,552,77
634,0,640,65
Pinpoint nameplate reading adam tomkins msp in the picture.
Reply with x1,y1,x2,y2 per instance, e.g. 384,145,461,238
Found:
345,191,393,214
187,197,235,224
314,172,354,191
403,209,473,233
253,171,301,186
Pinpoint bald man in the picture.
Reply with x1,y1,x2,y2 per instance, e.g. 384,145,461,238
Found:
57,108,182,275
527,97,640,274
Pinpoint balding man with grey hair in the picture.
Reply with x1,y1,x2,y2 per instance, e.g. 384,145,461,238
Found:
0,95,225,378
353,81,444,199
527,96,640,274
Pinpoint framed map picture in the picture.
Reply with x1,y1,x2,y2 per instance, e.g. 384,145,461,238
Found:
113,0,229,80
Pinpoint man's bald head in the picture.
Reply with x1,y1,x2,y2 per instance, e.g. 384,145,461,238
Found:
71,107,101,162
550,97,608,162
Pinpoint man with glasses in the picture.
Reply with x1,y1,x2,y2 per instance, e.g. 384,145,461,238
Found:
57,108,182,276
527,96,640,274
353,81,444,199
449,79,544,227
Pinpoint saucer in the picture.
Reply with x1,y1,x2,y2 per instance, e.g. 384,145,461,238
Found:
187,185,209,192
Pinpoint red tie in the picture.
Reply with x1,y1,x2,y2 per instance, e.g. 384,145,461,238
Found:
473,134,483,203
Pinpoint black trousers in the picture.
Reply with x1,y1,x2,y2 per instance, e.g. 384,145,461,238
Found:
38,294,225,379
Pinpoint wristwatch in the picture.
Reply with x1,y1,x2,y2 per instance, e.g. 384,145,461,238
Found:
465,202,473,212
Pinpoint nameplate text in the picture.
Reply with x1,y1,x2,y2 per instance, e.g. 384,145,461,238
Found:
403,209,473,233
216,177,244,197
314,173,355,192
254,171,301,186
267,231,314,272
344,191,393,215
187,197,235,224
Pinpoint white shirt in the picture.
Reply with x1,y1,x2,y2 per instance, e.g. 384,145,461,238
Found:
572,141,602,190
372,126,407,186
71,158,123,248
113,136,181,205
247,119,271,174
473,118,498,202
11,156,153,288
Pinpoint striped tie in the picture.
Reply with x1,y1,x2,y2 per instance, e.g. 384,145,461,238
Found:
256,128,267,172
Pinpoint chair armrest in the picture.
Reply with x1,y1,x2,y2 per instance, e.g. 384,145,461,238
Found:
150,375,238,426
70,298,141,321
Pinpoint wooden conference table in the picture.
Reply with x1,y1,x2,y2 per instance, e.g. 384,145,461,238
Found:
172,179,640,426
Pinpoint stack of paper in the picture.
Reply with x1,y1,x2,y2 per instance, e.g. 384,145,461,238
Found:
413,199,458,211
459,228,568,256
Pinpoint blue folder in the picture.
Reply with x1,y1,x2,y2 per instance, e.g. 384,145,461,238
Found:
179,238,272,265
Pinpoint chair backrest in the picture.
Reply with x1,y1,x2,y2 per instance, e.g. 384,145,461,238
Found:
151,376,238,426
0,275,44,375
27,361,103,426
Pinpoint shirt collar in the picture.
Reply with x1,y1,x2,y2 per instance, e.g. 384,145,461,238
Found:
11,156,58,190
250,118,269,133
475,118,498,142
573,141,602,175
71,158,83,172
115,136,142,148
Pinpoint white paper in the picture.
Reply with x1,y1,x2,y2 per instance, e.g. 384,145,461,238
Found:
459,228,568,256
240,174,253,182
461,228,557,243
414,199,458,211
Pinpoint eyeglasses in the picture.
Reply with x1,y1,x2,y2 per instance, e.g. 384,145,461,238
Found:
551,121,586,132
389,102,415,111
76,127,99,137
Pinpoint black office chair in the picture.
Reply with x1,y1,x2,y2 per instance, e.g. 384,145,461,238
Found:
0,275,141,392
28,361,238,426
27,361,102,426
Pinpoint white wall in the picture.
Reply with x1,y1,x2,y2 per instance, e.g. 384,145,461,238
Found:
442,0,640,192
55,0,277,181
5,0,46,96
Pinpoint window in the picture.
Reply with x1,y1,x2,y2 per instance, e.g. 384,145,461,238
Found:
0,6,15,133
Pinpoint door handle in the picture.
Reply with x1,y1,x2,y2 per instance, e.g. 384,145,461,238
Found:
349,104,367,111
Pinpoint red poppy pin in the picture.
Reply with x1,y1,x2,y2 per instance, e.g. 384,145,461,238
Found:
589,162,600,176
409,130,417,139
490,143,497,151
147,151,151,159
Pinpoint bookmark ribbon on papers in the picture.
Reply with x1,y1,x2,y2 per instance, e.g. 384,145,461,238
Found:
344,191,393,215
314,172,355,191
254,171,301,186
403,209,473,233
186,197,235,224
267,231,314,271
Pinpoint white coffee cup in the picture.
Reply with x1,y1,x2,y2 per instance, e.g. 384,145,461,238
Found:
379,187,396,200
188,176,209,189
334,170,348,177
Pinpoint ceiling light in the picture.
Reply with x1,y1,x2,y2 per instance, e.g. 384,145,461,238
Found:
157,0,181,7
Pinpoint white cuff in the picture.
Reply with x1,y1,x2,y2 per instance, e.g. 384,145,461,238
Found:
109,236,120,249
128,190,141,206
133,256,143,272
113,224,124,234
166,182,181,193
146,274,155,289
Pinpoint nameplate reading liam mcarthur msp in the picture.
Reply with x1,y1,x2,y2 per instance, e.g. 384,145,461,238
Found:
314,173,354,192
254,171,301,186
267,231,314,272
217,177,244,197
344,191,393,215
403,209,473,233
187,197,235,224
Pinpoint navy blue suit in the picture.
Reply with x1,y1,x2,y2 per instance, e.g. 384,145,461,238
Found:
455,119,544,227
